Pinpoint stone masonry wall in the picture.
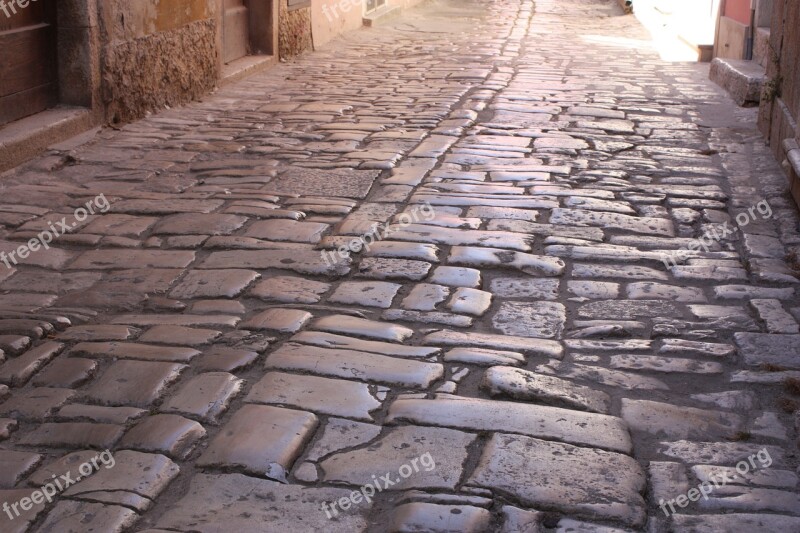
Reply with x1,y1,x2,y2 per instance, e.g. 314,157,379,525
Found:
280,1,313,59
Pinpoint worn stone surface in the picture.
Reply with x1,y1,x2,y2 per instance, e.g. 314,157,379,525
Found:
0,0,799,529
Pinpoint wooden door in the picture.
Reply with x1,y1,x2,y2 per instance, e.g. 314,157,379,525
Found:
223,0,250,64
0,0,58,126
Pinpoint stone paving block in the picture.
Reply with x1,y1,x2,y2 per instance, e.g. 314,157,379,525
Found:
247,371,381,421
387,395,631,453
424,330,563,358
312,314,413,342
0,341,64,386
305,418,383,462
0,487,47,532
490,277,560,299
734,333,800,369
428,266,482,288
329,281,402,308
155,474,369,531
389,503,492,533
56,404,146,424
31,358,97,388
85,360,185,407
195,346,259,372
36,501,138,533
63,450,179,512
240,308,312,333
169,269,259,299
265,343,443,388
291,331,438,359
202,248,351,276
198,404,317,476
492,301,566,338
19,422,124,449
0,387,75,419
153,213,247,235
118,414,206,459
250,276,331,303
138,325,222,346
621,399,743,440
160,372,243,423
72,341,200,363
320,425,474,490
449,245,566,276
468,434,646,527
67,250,195,270
0,450,42,488
356,257,432,281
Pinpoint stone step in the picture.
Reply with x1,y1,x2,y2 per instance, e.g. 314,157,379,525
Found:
710,58,767,107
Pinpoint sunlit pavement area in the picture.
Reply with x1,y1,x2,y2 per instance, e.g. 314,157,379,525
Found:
0,0,799,531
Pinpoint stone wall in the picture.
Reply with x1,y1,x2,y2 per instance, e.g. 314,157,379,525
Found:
758,0,800,204
98,0,219,124
280,1,313,59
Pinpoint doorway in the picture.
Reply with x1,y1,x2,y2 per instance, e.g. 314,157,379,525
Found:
365,0,387,14
0,0,58,126
223,0,250,63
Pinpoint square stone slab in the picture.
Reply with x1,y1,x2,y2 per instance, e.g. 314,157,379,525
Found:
329,281,402,308
468,434,646,527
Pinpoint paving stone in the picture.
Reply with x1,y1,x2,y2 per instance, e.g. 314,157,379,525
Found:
626,282,707,302
578,300,680,320
31,356,96,389
68,250,195,270
138,325,221,346
198,404,317,476
169,269,259,299
468,434,646,527
387,395,631,453
649,461,690,505
657,441,786,467
428,266,482,288
312,314,413,342
56,404,146,424
0,418,16,440
245,220,330,243
356,257,432,281
501,506,544,533
424,330,563,358
320,425,473,491
492,301,566,338
382,309,474,327
567,280,620,299
250,275,331,303
305,418,383,462
402,283,450,311
240,309,312,333
153,213,247,235
0,450,42,488
19,422,124,449
0,341,64,386
160,372,243,423
490,277,560,299
36,501,138,533
247,371,380,421
110,314,240,327
56,325,137,341
118,414,206,459
482,366,610,413
697,485,800,515
549,208,674,236
364,241,441,262
291,331,439,359
750,299,800,333
611,354,724,374
0,487,47,532
692,464,798,488
621,399,743,439
329,281,402,308
63,450,179,511
659,338,736,357
734,333,800,369
538,361,669,391
85,360,185,407
714,285,795,300
389,503,492,533
672,513,800,532
155,473,368,531
195,346,259,372
0,387,75,419
265,343,443,388
449,246,566,276
72,342,200,363
202,248,350,276
444,348,526,367
572,263,669,280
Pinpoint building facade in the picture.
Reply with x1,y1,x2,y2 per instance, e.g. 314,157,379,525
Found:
0,0,423,171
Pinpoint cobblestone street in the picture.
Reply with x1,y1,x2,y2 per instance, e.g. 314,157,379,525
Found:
1,0,800,531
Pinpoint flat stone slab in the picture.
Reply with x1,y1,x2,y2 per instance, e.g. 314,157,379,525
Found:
423,330,563,358
320,425,474,490
468,434,646,527
329,281,402,308
201,249,350,276
386,395,632,453
482,366,610,413
267,167,381,199
311,315,413,342
492,301,566,339
265,343,443,388
246,371,381,421
549,208,674,236
155,473,369,532
198,404,317,476
673,513,800,532
734,333,800,369
621,399,743,439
